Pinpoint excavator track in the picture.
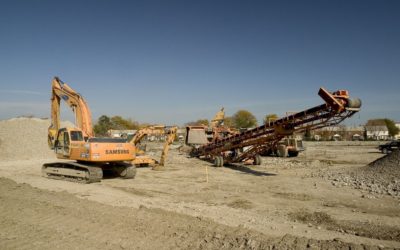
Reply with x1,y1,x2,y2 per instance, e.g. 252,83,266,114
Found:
42,162,103,184
111,162,137,179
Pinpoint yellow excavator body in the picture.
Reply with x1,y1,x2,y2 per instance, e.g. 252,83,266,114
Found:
43,77,136,183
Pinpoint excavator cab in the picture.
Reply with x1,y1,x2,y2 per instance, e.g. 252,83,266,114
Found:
54,128,85,158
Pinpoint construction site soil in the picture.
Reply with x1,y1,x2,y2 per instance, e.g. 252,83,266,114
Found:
1,118,399,249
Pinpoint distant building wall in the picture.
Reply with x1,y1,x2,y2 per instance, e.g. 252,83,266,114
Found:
312,126,364,141
395,123,400,140
365,126,389,140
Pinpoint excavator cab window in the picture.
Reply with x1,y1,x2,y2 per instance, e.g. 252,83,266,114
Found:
54,130,70,156
70,131,83,141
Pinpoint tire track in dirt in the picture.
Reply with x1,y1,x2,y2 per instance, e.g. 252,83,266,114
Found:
289,210,400,242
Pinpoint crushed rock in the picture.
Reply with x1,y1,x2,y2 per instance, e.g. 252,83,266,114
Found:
261,157,333,169
321,150,400,198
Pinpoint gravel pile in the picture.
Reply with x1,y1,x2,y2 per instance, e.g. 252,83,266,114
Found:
262,157,304,168
0,117,74,161
325,150,400,198
261,157,333,169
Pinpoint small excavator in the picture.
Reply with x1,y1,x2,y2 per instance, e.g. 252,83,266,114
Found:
42,77,137,183
128,125,177,167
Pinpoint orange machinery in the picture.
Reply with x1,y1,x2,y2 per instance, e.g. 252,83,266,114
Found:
128,125,177,167
43,77,136,183
187,88,361,166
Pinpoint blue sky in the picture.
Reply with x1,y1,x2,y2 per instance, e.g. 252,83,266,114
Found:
0,0,399,126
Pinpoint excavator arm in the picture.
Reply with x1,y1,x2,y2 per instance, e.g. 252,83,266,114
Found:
159,127,177,166
129,125,177,167
48,77,93,149
128,125,166,145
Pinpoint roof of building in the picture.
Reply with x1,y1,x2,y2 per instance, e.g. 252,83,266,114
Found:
365,125,388,131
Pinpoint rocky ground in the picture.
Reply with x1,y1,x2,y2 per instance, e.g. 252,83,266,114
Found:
316,149,400,198
0,118,399,249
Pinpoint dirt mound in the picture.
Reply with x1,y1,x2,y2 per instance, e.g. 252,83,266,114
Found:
325,150,400,198
0,117,74,161
368,149,400,177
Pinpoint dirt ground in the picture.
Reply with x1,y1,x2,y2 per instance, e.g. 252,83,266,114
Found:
1,125,400,249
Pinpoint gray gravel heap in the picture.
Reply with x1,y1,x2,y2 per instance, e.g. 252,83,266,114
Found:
328,150,400,198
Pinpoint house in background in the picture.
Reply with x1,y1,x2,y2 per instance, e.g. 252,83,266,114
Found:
365,125,389,140
395,122,400,140
312,126,364,141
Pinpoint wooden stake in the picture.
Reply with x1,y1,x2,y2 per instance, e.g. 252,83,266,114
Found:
205,165,209,183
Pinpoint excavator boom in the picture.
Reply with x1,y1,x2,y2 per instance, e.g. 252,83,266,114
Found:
48,77,93,148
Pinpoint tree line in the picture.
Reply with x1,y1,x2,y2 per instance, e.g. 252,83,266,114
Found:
93,110,266,136
183,111,279,129
185,110,260,129
93,114,399,138
93,115,141,136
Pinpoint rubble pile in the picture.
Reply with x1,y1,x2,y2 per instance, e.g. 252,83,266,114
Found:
262,157,332,169
263,157,304,168
327,150,400,198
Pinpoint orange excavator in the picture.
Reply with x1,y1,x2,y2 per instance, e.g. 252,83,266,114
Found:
128,125,177,167
42,77,137,183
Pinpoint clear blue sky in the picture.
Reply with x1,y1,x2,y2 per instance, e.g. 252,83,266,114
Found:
0,0,399,126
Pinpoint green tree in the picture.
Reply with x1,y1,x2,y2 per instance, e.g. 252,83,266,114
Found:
93,115,112,136
232,110,257,128
264,113,278,124
185,119,209,126
196,119,209,126
224,116,234,128
384,119,400,137
110,116,139,130
93,115,140,136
